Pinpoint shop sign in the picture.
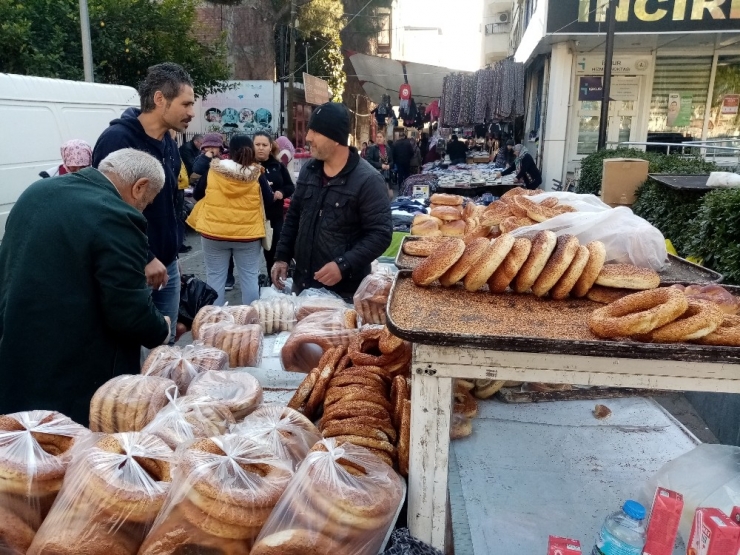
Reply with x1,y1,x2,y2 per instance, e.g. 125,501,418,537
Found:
721,94,740,115
303,73,330,106
667,92,693,127
548,0,740,34
578,76,603,100
610,81,639,101
200,80,274,134
575,55,651,76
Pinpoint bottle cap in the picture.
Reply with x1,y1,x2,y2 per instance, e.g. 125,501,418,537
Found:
623,500,646,520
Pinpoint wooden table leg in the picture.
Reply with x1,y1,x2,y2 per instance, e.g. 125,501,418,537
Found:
408,362,453,551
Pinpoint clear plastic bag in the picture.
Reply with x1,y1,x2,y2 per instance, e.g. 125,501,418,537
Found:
89,374,176,433
27,431,173,555
191,305,235,340
230,404,321,469
139,434,294,554
251,438,405,555
0,411,90,554
251,296,298,334
187,370,263,420
197,322,264,368
140,344,229,394
295,288,350,321
353,269,393,326
142,391,236,449
280,310,359,373
222,304,260,325
509,200,668,270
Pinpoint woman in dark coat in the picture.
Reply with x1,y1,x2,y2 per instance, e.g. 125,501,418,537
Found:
498,144,542,190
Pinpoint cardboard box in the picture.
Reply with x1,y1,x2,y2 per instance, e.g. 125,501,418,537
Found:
687,508,740,555
600,158,649,205
547,535,581,554
643,487,683,555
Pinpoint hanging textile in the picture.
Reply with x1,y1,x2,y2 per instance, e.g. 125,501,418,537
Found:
425,100,440,122
399,84,412,111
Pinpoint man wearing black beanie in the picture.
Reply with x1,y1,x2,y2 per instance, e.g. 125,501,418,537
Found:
271,102,392,300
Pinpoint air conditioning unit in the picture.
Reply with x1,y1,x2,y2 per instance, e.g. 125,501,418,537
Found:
495,11,510,24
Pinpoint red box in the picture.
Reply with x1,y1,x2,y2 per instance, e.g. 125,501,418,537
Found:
642,487,684,555
687,508,740,555
547,535,581,554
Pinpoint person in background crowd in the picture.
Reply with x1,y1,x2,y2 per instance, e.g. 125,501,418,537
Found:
93,62,195,344
271,102,392,301
253,131,295,279
493,139,515,169
410,136,422,176
497,144,542,190
419,132,430,161
190,133,225,189
0,149,171,425
424,135,441,164
40,139,93,178
179,133,203,175
391,131,414,195
366,131,394,193
446,134,467,165
171,130,192,254
360,141,368,159
187,134,273,305
276,135,295,167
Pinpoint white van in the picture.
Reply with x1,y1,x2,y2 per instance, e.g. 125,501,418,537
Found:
0,73,139,234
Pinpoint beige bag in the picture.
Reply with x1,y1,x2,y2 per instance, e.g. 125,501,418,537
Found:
259,186,273,250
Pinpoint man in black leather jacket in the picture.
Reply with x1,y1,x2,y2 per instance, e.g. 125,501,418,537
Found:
271,103,392,300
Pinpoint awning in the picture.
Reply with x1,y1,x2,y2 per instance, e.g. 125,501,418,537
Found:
346,52,464,105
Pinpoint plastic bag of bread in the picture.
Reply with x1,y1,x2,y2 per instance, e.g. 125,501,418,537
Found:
295,288,350,321
0,411,90,554
197,322,263,368
252,296,297,334
141,344,229,394
222,304,260,325
89,374,176,433
187,370,263,420
230,404,321,468
191,305,235,340
251,438,404,555
353,269,393,325
142,392,236,449
280,309,359,373
139,434,293,554
27,431,173,555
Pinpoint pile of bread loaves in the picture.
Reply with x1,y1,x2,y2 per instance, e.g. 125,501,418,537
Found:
408,229,661,300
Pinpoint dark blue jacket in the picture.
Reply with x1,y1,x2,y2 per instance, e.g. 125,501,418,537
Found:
92,108,181,266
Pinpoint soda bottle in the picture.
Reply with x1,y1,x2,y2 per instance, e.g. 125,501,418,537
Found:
591,500,647,555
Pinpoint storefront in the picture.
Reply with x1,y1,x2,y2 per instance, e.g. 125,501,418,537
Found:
512,0,740,189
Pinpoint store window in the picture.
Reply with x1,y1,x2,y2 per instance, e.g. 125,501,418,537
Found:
707,56,740,139
648,56,712,140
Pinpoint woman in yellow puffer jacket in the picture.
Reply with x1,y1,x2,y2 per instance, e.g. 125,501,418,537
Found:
187,134,273,305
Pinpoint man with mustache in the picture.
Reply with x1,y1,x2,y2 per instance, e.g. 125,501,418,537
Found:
93,62,196,343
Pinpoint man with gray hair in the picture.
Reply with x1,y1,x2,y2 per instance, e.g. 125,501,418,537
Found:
0,148,171,425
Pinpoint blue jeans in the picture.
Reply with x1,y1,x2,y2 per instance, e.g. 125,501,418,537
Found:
202,237,262,305
152,259,180,345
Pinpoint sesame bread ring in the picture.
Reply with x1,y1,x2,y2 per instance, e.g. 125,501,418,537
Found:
472,379,506,399
321,420,390,443
287,367,319,412
464,233,515,292
430,205,463,222
453,384,478,418
439,237,490,287
403,236,455,257
398,399,411,477
440,219,466,237
588,288,689,338
0,499,37,553
487,237,532,294
638,299,724,343
513,230,557,293
304,346,345,419
572,241,607,297
463,223,493,244
329,435,396,457
540,197,559,208
551,245,591,300
328,374,388,392
335,365,391,384
411,238,466,286
481,202,514,226
411,219,442,237
500,186,536,199
323,387,393,413
251,529,346,555
192,306,235,340
378,326,404,355
696,314,740,346
595,263,661,290
531,234,580,297
499,215,538,233
451,414,473,440
320,416,397,443
320,400,391,424
179,495,265,540
187,370,263,420
430,193,464,206
586,285,634,304
391,375,410,430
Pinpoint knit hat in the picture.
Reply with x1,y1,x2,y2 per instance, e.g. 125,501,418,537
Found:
276,136,295,157
201,133,224,150
308,102,350,146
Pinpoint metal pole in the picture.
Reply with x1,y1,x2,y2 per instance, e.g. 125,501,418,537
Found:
305,43,309,76
79,0,94,82
597,0,617,151
287,0,297,141
279,25,286,136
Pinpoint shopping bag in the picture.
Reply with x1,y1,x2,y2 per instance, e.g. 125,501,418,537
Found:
178,274,218,328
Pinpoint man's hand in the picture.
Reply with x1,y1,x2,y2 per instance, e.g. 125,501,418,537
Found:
314,262,342,287
146,258,168,290
271,261,289,290
274,191,284,201
162,316,172,345
381,164,389,171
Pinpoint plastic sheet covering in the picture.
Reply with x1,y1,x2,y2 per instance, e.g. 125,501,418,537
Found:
280,309,359,373
197,322,264,368
141,344,229,394
89,374,176,433
139,434,293,554
0,411,90,554
142,391,236,449
251,438,404,555
27,432,173,555
295,288,350,321
354,269,393,326
191,305,235,340
187,370,263,421
230,404,321,468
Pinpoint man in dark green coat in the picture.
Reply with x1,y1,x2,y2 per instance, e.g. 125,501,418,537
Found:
0,148,171,425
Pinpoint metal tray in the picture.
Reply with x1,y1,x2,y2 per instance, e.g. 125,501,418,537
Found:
395,236,723,284
386,270,740,365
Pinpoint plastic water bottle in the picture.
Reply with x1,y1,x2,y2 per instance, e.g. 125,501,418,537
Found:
591,500,647,555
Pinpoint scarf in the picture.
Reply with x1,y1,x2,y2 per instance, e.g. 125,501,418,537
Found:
60,139,92,171
514,145,529,173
